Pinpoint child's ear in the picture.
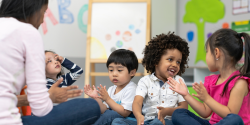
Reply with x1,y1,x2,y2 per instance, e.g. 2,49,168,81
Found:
214,48,220,59
130,69,136,76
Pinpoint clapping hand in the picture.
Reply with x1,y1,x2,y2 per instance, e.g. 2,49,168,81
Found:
97,84,110,101
84,84,99,98
167,77,188,96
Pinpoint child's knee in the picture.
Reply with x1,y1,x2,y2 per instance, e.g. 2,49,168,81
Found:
226,114,244,124
111,118,124,124
173,108,188,115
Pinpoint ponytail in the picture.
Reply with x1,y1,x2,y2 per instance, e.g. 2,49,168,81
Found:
222,32,250,96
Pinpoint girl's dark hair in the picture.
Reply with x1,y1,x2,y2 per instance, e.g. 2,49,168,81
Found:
45,50,65,78
106,49,138,79
142,32,190,75
0,0,48,21
206,28,250,96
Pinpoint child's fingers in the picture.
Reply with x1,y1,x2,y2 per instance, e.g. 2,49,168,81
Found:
100,84,104,90
179,78,185,85
200,81,205,88
167,81,175,89
192,93,201,99
93,85,97,90
193,86,200,93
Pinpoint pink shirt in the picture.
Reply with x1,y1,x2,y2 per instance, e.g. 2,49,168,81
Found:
204,70,250,125
0,18,53,125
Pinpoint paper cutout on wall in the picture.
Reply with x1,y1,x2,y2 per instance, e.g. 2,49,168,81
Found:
222,22,229,29
116,31,120,36
187,31,194,42
105,34,111,41
207,33,212,39
231,20,250,34
58,0,74,24
233,0,250,15
42,8,59,34
116,40,123,48
122,31,132,42
90,37,107,59
129,24,135,30
78,4,88,33
183,0,225,64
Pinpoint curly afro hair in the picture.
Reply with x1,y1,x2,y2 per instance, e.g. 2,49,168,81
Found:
142,32,189,76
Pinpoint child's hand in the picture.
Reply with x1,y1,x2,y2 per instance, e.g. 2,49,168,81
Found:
55,54,64,64
192,81,209,102
136,115,144,125
157,107,165,125
97,84,110,101
168,77,188,96
84,84,99,98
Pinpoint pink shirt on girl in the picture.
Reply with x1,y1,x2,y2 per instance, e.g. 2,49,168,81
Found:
0,18,53,125
204,70,250,125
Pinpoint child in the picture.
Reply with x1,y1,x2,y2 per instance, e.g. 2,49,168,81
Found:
112,32,190,125
45,50,83,89
84,49,138,125
169,29,250,125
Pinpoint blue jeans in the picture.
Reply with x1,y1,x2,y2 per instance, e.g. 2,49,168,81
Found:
111,117,174,125
172,109,244,125
93,109,124,125
22,98,101,125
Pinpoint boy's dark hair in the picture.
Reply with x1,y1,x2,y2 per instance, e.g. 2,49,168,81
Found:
206,28,250,96
106,49,138,78
142,32,189,76
0,0,48,21
45,50,65,78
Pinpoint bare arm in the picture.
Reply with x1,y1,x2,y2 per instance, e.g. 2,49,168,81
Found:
16,95,29,107
105,98,131,117
204,79,248,118
132,95,145,125
183,94,212,118
168,77,212,118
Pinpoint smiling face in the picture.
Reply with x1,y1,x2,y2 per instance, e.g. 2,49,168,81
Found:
108,63,135,88
155,49,182,83
45,52,61,80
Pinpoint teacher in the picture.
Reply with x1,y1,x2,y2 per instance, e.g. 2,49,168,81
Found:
0,0,101,125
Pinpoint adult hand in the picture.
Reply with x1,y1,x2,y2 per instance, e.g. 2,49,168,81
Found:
97,84,110,101
48,78,83,103
192,81,209,102
157,107,165,125
168,77,188,96
136,115,144,125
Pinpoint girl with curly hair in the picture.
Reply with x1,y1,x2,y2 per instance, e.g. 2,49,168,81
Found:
112,32,190,125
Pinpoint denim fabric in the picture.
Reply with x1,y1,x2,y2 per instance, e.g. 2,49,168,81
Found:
93,109,124,125
111,117,173,125
22,98,101,125
172,109,244,125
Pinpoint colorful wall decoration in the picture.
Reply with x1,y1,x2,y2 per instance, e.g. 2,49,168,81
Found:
90,3,147,59
183,0,225,64
233,0,250,15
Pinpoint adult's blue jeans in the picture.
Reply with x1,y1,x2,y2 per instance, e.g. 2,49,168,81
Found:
22,98,101,125
172,109,244,125
111,117,174,125
93,109,124,125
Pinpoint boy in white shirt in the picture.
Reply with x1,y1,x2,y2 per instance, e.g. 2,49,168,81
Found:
84,49,138,125
112,32,190,125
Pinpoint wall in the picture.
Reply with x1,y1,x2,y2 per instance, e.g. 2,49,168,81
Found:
177,0,250,67
39,0,177,98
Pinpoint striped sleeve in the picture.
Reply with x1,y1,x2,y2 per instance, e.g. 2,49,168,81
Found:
61,58,83,86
